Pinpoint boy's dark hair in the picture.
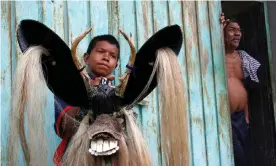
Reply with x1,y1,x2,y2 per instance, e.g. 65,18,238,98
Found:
86,34,120,59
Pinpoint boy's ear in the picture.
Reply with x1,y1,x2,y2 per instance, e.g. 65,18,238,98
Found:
83,53,89,65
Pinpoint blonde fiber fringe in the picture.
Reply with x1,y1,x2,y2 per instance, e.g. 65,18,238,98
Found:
157,48,189,166
123,109,152,166
7,46,49,166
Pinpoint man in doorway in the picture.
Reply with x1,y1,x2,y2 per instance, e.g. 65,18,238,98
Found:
53,34,120,165
220,13,261,166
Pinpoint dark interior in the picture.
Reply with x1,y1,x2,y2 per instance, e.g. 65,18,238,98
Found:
221,1,276,165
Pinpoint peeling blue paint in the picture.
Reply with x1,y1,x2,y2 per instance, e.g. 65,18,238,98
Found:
1,1,233,166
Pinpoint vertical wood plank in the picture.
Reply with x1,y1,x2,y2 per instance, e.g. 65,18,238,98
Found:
135,1,161,166
90,1,109,37
67,1,90,65
167,1,192,165
117,1,137,76
196,1,221,166
1,2,12,165
182,1,207,166
14,1,40,67
208,1,234,166
53,1,66,42
107,1,120,85
264,1,276,129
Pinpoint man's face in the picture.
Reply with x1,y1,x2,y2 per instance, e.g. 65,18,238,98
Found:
84,41,119,77
224,22,242,49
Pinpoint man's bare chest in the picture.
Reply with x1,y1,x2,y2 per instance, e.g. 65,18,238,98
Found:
226,56,244,80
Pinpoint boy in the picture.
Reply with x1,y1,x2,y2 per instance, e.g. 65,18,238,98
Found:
53,34,120,165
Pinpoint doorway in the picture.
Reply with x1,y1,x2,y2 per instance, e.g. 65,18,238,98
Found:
221,1,276,166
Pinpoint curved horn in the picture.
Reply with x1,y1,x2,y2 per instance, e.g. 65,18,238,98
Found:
71,27,93,70
116,29,136,97
71,27,93,89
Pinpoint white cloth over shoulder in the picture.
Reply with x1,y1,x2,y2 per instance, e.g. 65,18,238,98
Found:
238,50,261,83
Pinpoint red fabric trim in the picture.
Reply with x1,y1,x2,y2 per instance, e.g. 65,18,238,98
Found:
53,138,69,166
55,106,73,137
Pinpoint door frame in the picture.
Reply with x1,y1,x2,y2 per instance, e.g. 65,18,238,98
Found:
263,1,276,128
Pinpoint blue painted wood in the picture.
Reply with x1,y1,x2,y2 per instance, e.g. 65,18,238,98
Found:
182,1,207,165
135,1,161,166
14,1,39,81
53,1,66,44
90,1,109,38
208,1,234,166
1,2,13,165
117,1,136,76
1,1,234,166
196,1,221,166
67,1,90,65
107,1,120,85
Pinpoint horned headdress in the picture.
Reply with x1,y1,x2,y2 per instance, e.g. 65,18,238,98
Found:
7,19,189,166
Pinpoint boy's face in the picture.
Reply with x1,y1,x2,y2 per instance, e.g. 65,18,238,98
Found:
84,41,119,77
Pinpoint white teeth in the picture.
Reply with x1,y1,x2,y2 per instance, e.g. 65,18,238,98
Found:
98,139,103,144
109,140,114,149
110,140,117,149
96,139,103,152
103,140,109,152
91,141,97,151
107,150,112,155
88,148,96,155
89,139,120,156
